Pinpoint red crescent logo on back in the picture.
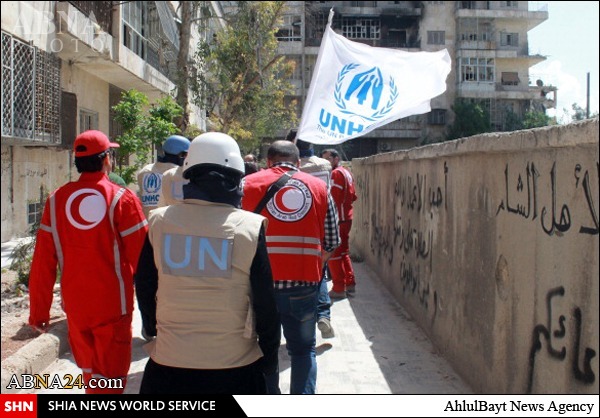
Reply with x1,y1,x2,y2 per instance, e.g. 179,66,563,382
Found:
66,188,107,230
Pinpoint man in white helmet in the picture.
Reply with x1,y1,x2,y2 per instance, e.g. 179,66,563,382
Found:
135,132,280,394
136,135,190,218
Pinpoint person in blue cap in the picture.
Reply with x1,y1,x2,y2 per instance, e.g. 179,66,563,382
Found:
136,135,190,219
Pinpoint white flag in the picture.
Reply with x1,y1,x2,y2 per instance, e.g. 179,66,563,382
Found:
297,9,451,145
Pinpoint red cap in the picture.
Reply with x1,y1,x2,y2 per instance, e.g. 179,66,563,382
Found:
74,130,120,157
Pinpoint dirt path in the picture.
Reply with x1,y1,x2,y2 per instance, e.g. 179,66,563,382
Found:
1,270,65,362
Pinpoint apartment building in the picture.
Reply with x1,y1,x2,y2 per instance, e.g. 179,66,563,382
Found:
277,1,556,157
1,1,218,241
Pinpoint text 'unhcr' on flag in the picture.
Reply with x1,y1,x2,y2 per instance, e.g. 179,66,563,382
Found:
297,8,452,145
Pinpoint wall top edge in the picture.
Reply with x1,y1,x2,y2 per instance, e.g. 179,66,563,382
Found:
353,119,599,165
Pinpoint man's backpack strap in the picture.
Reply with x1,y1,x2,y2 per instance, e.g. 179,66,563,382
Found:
253,169,298,214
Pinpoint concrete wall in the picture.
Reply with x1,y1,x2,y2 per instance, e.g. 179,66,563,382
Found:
1,146,73,241
350,119,599,394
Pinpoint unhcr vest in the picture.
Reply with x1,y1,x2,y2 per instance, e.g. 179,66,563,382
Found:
147,199,266,369
136,161,178,217
242,166,329,284
157,165,188,207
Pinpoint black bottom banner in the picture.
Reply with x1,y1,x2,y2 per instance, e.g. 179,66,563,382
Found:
35,395,247,417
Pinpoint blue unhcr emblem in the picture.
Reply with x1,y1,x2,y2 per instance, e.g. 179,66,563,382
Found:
143,172,162,194
334,64,398,122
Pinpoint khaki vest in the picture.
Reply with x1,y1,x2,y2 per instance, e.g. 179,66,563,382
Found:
147,199,266,369
137,161,178,217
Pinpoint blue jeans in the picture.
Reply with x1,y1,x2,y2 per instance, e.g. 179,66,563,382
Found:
265,285,318,394
317,273,331,321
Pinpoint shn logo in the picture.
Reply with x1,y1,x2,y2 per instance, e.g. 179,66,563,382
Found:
3,401,33,412
1,394,36,416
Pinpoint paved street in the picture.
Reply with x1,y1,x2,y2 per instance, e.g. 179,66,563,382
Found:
31,261,471,395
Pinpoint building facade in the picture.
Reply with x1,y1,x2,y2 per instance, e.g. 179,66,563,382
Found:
1,1,218,241
277,1,556,158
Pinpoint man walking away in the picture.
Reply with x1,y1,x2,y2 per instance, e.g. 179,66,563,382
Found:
242,140,340,394
28,130,148,394
136,132,280,394
321,149,358,298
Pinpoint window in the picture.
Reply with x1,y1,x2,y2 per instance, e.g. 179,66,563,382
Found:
80,109,99,132
501,72,520,86
500,32,519,47
460,57,495,83
341,17,380,40
1,31,61,143
428,109,446,125
427,31,445,45
276,15,302,42
27,201,43,225
122,2,151,59
501,1,518,8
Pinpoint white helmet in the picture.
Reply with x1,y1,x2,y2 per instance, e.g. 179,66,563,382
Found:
182,132,245,177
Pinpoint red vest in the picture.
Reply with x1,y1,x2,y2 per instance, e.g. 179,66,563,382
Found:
242,166,329,284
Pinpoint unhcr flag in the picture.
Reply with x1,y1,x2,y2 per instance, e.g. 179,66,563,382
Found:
297,9,451,145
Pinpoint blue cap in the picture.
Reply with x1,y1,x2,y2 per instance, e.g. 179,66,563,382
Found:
163,135,190,155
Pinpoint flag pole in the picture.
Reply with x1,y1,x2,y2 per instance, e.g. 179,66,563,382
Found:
297,9,335,142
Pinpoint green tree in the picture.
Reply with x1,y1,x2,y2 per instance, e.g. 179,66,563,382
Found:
570,102,599,121
112,90,183,184
447,99,492,140
522,110,553,129
191,1,298,154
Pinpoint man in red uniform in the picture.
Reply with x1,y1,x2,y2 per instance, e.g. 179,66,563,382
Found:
28,130,148,394
242,140,340,394
321,149,358,298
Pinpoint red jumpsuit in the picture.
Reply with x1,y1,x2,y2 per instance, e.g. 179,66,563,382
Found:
329,165,358,293
29,172,147,393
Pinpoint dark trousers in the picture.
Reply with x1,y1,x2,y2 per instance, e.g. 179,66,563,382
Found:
140,357,267,394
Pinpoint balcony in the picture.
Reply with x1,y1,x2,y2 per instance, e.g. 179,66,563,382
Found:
456,7,548,31
67,1,113,35
54,2,175,97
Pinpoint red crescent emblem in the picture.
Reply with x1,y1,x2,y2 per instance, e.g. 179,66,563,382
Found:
69,192,96,226
274,186,300,214
66,188,107,230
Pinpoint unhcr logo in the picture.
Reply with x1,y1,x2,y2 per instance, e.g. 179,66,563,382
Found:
318,64,398,138
143,172,162,194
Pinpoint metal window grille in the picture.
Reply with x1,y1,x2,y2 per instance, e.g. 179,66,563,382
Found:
1,31,61,143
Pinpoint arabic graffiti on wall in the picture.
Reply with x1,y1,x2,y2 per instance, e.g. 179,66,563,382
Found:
496,161,599,236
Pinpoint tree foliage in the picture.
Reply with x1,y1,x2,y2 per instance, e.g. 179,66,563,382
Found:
111,90,183,184
191,1,298,154
521,110,553,129
447,99,492,140
570,102,599,121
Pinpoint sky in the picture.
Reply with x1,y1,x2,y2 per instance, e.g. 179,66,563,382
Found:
528,1,599,123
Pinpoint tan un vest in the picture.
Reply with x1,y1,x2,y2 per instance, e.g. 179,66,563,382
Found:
147,199,266,369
